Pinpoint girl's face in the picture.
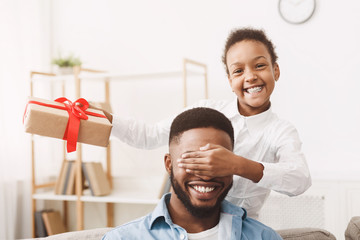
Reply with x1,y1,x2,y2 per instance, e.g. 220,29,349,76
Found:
226,40,280,116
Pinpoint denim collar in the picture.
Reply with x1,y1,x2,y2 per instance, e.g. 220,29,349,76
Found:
149,193,247,230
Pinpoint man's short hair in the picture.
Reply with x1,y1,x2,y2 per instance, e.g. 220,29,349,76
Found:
169,107,234,148
222,27,278,75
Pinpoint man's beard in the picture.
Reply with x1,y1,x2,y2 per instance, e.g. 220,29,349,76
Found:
170,169,233,218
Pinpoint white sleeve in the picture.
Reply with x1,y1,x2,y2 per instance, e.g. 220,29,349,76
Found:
257,124,312,196
109,99,216,149
110,114,173,149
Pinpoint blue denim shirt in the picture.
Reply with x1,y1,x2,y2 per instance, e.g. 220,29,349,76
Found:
102,193,282,240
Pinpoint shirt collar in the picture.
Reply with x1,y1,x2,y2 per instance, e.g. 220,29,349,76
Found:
221,97,240,119
224,97,274,136
149,193,173,230
244,105,273,136
221,199,247,220
149,193,247,229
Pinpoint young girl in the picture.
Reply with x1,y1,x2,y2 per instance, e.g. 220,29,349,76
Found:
108,27,311,219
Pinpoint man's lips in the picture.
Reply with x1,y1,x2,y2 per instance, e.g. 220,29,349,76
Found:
193,185,215,193
187,181,223,199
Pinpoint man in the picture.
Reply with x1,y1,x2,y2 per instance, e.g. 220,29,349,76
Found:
103,107,282,240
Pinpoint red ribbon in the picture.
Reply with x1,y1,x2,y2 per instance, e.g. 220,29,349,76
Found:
24,97,107,153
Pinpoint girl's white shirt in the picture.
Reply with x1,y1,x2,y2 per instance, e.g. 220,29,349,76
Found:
111,97,311,219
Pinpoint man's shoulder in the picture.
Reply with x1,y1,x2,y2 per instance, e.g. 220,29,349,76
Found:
243,217,283,239
102,212,175,240
221,199,246,217
102,215,151,239
220,201,282,240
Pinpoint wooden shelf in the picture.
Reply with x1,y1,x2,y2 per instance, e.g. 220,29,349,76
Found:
33,191,78,201
33,176,162,204
33,190,160,205
31,70,205,82
30,58,208,236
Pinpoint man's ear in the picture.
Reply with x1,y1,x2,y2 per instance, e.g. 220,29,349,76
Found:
274,63,280,81
164,153,172,174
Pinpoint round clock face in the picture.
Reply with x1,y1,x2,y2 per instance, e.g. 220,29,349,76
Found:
278,0,316,24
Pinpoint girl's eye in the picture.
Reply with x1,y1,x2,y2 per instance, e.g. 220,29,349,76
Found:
256,63,266,69
233,69,243,74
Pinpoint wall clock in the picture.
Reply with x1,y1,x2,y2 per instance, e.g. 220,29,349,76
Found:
278,0,316,24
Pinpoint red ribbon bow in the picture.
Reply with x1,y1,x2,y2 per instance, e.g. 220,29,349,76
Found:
24,97,107,153
55,97,90,153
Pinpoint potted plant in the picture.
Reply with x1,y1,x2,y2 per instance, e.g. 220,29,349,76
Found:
52,54,82,75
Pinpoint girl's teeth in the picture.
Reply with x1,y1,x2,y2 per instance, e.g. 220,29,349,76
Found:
193,185,215,193
247,86,262,93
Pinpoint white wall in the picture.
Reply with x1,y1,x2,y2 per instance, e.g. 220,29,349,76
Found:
0,0,52,238
49,0,360,180
2,0,360,238
47,2,360,237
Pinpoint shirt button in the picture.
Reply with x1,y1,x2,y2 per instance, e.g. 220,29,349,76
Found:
179,233,185,240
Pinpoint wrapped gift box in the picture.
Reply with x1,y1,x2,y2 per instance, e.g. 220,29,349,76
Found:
23,97,112,148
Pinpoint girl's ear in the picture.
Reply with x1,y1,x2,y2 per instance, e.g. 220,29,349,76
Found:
274,63,280,81
164,153,172,174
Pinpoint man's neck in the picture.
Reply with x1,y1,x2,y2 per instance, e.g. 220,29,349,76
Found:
167,196,220,233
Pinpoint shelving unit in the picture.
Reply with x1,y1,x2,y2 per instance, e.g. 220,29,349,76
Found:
33,176,161,204
29,58,208,237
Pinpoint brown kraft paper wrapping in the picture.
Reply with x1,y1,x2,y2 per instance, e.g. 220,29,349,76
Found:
23,96,112,147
